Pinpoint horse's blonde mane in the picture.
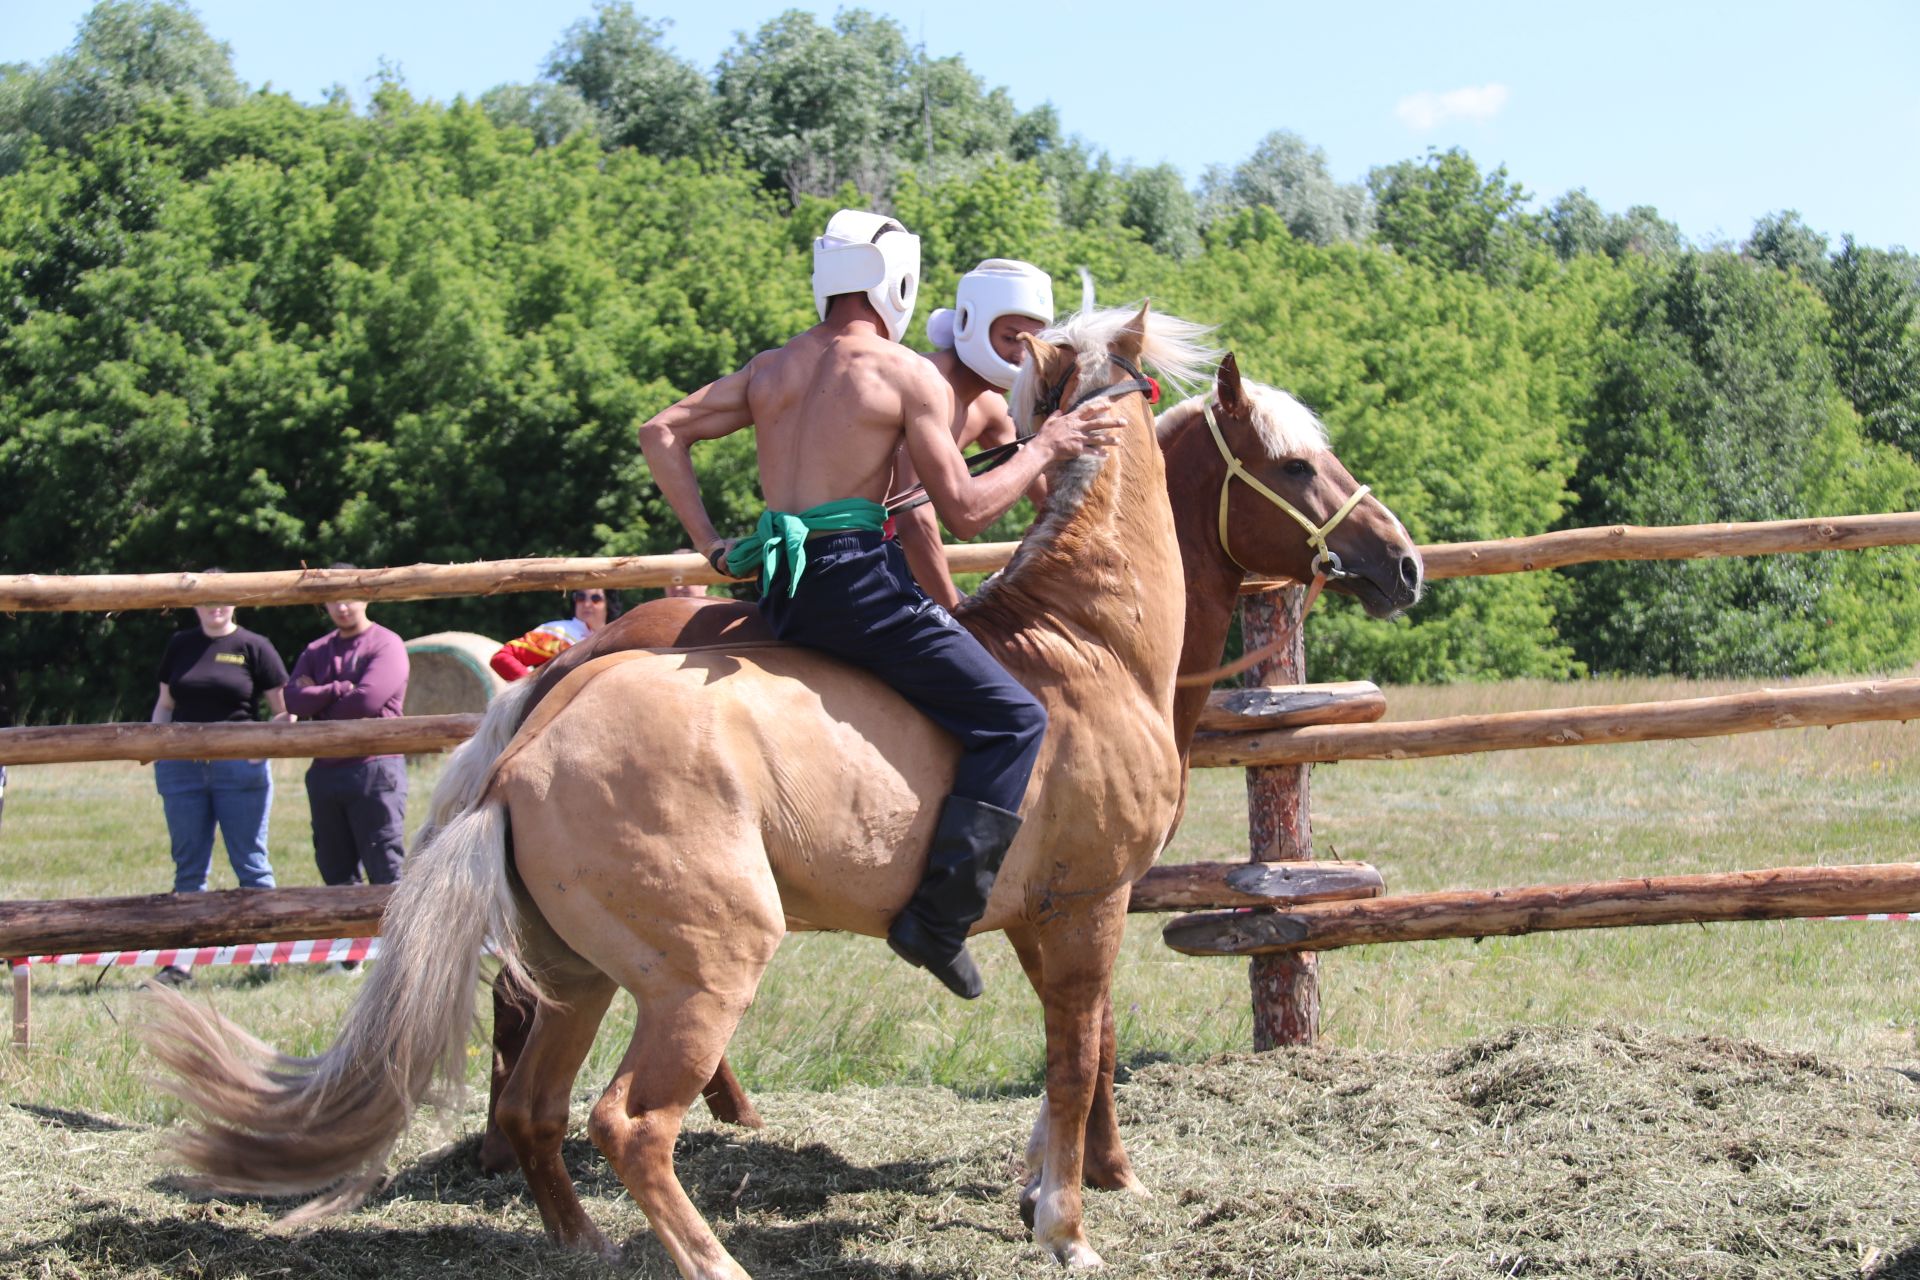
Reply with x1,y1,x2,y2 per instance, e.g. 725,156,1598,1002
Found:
1157,382,1330,456
967,305,1215,618
1008,304,1219,435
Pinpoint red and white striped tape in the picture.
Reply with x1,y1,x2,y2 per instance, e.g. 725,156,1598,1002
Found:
17,937,381,970
1821,913,1915,923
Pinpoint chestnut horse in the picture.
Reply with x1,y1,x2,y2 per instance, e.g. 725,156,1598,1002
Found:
143,311,1419,1279
476,349,1424,1192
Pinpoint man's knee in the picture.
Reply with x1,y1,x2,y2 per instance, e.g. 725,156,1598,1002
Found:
1011,695,1048,748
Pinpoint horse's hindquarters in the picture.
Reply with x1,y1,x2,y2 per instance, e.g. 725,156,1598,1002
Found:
495,649,959,961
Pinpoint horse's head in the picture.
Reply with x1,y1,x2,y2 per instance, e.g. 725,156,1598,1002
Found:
1166,353,1423,618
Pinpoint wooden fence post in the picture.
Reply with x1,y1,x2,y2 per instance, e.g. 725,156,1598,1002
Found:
1239,586,1318,1048
10,959,28,1052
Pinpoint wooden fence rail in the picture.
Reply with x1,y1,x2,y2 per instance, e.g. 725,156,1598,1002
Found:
0,683,1387,765
5,513,1916,612
1188,676,1920,768
1162,862,1920,956
0,860,1384,957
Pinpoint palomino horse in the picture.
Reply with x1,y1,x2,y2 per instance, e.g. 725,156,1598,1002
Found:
475,349,1425,1189
143,309,1419,1279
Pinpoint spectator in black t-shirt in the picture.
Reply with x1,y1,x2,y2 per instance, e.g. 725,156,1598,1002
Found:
149,586,292,986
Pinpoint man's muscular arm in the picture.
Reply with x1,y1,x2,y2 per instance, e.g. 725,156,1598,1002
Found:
903,361,1120,540
638,363,755,568
972,404,1050,508
891,447,963,609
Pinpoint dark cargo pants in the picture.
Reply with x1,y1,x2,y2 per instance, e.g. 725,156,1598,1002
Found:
305,756,408,885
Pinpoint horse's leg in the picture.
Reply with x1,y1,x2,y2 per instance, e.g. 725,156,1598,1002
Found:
480,966,537,1174
701,1058,764,1130
484,969,761,1166
589,979,758,1280
1084,995,1148,1196
1028,896,1130,1268
1007,926,1051,1227
495,968,619,1258
1007,926,1142,1218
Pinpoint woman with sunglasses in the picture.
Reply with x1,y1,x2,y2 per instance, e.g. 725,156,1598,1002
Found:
488,587,623,682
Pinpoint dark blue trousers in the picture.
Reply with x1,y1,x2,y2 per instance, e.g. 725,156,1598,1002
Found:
758,530,1046,814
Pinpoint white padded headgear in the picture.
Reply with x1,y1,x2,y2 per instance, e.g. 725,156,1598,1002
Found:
951,259,1054,389
812,209,921,343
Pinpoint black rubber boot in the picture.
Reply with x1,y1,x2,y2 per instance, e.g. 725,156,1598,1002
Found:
887,795,1023,999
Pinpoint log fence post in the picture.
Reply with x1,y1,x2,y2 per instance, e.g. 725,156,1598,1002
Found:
1239,587,1318,1048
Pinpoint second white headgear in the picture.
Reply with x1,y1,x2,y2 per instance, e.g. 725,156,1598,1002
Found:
812,209,921,344
942,259,1055,389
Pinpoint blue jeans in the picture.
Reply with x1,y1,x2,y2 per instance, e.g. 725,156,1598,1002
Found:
154,758,278,893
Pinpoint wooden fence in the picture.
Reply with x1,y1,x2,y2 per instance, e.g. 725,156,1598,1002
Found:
6,511,1920,1051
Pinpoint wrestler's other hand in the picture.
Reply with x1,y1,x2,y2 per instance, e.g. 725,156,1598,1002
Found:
1035,396,1126,461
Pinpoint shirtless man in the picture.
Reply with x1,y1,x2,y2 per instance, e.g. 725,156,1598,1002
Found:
638,210,1120,999
894,258,1055,609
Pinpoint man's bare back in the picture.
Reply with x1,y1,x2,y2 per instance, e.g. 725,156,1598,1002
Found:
745,324,949,513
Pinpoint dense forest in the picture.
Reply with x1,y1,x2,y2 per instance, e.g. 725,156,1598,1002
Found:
4,1,1919,722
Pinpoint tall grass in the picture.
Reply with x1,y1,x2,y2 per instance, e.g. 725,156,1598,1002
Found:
1,674,1915,1123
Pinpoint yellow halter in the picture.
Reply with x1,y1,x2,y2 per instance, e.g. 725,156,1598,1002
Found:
1175,403,1375,690
1204,401,1371,581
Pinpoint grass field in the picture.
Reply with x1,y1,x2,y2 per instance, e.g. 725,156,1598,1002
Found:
2,674,1918,1276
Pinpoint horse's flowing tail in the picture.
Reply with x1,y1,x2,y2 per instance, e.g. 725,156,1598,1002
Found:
420,673,541,842
141,795,520,1225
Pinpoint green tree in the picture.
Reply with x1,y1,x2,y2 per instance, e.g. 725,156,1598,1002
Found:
541,3,713,158
1118,163,1200,260
0,0,242,173
475,81,598,149
1369,147,1540,278
1744,209,1828,280
1548,188,1683,262
1198,130,1371,246
1822,235,1920,455
1562,253,1855,675
713,9,910,200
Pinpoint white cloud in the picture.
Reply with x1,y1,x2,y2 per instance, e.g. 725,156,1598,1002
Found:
1396,83,1510,131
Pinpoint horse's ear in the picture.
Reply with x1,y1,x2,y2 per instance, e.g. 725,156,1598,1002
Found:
1216,351,1246,413
1019,331,1068,381
1114,301,1151,363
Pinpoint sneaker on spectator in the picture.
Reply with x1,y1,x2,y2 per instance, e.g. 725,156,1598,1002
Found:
153,964,193,988
325,960,363,977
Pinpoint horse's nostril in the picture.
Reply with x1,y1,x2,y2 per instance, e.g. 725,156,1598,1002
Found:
1399,555,1422,587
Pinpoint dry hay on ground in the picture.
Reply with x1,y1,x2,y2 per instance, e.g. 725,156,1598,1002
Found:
3,1024,1915,1278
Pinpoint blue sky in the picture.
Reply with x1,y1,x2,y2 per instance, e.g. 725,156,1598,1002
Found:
8,0,1917,251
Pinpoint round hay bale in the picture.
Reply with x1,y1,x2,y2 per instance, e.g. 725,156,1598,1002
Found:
403,631,508,716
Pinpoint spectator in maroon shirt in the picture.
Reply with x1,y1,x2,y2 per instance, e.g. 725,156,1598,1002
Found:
284,567,412,928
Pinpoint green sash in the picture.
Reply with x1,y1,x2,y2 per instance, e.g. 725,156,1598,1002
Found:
724,498,889,596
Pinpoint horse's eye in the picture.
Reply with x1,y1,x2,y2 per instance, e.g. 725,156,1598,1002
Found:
1283,459,1314,478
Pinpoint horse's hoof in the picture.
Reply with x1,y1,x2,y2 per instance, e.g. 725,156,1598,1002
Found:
1018,1177,1040,1229
475,1130,516,1175
1055,1240,1104,1269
